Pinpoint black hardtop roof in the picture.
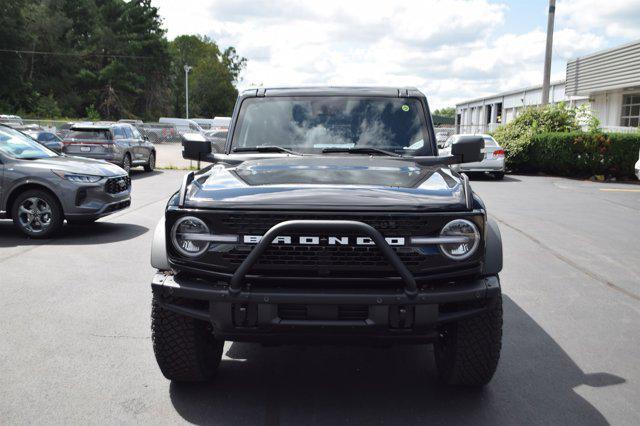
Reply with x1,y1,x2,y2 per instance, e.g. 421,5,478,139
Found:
241,86,425,98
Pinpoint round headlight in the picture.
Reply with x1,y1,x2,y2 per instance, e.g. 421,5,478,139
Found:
171,216,210,257
439,219,480,260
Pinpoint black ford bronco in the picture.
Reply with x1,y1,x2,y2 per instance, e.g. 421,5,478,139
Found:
150,87,503,386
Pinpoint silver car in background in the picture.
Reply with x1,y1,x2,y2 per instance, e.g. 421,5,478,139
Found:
61,122,156,174
0,125,131,238
24,130,64,153
440,134,506,179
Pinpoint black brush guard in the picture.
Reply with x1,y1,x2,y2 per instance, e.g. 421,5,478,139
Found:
228,220,418,299
154,219,501,339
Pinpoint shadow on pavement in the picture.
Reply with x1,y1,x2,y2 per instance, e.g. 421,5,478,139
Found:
168,296,624,425
466,173,521,183
0,221,148,248
130,169,164,180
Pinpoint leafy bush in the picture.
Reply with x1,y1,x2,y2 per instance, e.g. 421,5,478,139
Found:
529,132,640,179
32,94,62,118
84,104,101,121
492,103,583,171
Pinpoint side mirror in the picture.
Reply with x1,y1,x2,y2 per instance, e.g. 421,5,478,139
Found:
451,135,484,163
181,133,211,161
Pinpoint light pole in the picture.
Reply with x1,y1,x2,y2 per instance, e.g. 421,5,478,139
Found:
184,65,192,118
541,0,556,105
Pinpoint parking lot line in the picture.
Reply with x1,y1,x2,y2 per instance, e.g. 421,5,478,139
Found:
599,188,640,192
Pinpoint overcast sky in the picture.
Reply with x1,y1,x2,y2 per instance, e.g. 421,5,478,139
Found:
153,0,640,109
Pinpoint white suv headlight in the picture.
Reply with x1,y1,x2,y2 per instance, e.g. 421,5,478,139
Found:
439,219,480,260
171,216,210,257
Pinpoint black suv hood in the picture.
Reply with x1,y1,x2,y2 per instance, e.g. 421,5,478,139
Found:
184,156,467,211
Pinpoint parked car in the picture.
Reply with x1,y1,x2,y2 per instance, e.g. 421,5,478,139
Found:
192,118,214,130
635,148,640,180
139,122,179,143
0,115,23,126
440,134,505,179
118,119,143,125
55,122,77,139
0,124,131,237
150,87,503,387
24,130,64,153
192,117,231,131
159,117,205,135
61,122,156,174
210,116,231,129
435,131,450,145
203,129,228,152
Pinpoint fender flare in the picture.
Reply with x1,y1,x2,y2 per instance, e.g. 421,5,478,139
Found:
3,178,61,212
483,217,503,275
150,217,170,271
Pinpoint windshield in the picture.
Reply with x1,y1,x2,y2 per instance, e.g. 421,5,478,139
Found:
66,129,112,140
0,126,57,159
232,96,432,155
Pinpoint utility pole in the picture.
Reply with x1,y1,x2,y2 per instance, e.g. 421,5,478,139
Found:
541,0,556,105
184,65,192,118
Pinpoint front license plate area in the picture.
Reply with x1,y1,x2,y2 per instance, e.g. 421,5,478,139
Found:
80,146,91,152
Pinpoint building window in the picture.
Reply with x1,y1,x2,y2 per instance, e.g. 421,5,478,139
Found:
621,94,640,127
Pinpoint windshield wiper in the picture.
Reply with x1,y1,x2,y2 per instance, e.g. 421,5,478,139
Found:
321,147,400,157
232,145,303,156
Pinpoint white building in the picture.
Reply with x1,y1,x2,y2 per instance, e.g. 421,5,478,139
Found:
455,39,640,134
566,40,640,133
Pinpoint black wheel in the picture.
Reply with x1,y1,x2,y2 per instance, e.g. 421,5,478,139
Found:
151,294,224,382
435,295,503,387
121,154,132,175
144,152,156,172
11,189,63,238
494,172,505,180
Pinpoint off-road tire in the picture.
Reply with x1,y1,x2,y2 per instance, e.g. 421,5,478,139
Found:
151,293,224,382
435,295,503,387
144,152,155,172
11,189,64,239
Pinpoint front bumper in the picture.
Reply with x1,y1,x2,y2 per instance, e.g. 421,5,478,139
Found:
60,176,131,219
156,218,499,343
151,272,501,343
453,158,505,173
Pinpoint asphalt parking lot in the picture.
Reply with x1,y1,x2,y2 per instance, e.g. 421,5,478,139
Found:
1,171,640,425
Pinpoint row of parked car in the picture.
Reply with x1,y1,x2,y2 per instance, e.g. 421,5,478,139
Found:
0,114,231,146
0,114,232,238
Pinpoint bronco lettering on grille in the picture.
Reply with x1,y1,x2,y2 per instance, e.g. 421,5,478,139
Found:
242,235,406,246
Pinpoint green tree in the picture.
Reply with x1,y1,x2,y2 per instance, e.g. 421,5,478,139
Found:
169,35,246,117
191,56,238,117
433,107,455,118
0,2,244,120
0,0,30,112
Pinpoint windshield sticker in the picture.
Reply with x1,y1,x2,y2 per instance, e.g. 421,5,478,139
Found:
401,104,410,112
312,143,355,149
